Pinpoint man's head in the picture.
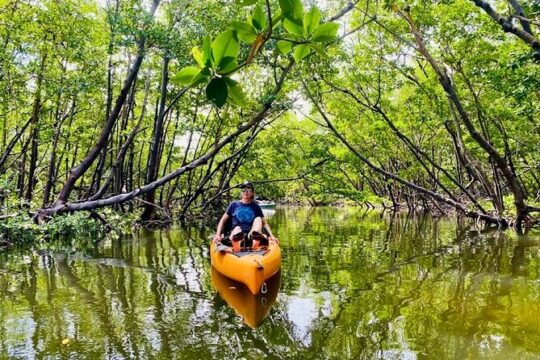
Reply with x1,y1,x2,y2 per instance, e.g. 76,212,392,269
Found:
240,181,254,191
240,181,255,200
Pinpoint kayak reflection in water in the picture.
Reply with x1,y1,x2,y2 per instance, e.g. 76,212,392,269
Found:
212,181,279,252
212,267,281,328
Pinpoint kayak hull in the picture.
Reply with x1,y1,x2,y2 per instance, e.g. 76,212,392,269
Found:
210,240,281,295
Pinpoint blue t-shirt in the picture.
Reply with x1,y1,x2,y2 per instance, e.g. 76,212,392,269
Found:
227,201,264,232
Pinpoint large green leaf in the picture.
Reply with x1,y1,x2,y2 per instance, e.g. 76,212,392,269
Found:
211,30,239,68
293,44,311,62
202,35,213,67
312,22,339,42
283,17,304,36
304,7,320,35
206,77,228,108
277,40,294,54
217,57,238,74
279,0,303,21
171,66,199,85
224,78,245,106
230,21,257,43
251,3,266,31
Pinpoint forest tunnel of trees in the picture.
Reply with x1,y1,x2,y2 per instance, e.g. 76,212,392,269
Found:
0,0,539,235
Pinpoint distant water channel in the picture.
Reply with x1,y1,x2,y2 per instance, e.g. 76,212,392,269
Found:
1,207,540,359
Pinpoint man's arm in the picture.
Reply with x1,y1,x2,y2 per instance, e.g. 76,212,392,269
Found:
213,213,230,243
262,218,279,243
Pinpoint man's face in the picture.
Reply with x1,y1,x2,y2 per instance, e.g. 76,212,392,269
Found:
241,188,253,200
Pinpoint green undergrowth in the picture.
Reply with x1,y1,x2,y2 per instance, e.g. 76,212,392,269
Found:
0,209,138,245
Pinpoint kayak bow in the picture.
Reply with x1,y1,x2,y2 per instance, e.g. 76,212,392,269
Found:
210,239,281,295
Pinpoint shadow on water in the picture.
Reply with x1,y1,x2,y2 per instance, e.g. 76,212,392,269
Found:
1,207,540,359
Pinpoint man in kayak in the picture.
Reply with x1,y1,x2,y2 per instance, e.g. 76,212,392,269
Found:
212,181,279,251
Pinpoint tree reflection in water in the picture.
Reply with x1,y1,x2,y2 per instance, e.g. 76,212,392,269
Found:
0,207,539,359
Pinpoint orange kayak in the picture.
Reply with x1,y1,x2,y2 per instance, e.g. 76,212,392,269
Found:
211,267,280,328
210,239,281,295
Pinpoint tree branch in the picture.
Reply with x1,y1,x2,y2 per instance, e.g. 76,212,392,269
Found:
303,79,508,227
471,0,540,59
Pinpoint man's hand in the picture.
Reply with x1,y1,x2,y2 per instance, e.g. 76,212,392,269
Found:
269,235,279,244
213,234,223,244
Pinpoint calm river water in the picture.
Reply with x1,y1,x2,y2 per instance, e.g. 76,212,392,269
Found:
1,207,540,359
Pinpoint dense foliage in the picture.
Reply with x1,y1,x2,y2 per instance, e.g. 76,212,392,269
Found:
0,0,539,235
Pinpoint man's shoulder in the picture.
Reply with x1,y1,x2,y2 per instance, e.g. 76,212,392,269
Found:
226,201,240,212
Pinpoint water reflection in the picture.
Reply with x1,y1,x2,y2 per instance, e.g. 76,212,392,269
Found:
261,208,276,218
0,207,539,359
211,267,280,328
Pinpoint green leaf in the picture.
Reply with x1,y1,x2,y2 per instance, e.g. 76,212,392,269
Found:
211,30,239,68
279,0,303,21
277,40,294,54
271,11,283,29
191,68,211,86
308,43,328,58
304,7,320,35
217,57,238,74
206,77,228,108
224,78,245,106
293,44,311,62
171,66,200,85
283,17,304,36
312,22,339,42
191,46,204,67
202,35,213,67
231,21,258,43
251,3,266,31
235,0,257,5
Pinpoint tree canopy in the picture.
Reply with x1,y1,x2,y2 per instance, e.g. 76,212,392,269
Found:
0,0,539,233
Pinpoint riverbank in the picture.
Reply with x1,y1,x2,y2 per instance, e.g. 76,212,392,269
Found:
2,197,539,247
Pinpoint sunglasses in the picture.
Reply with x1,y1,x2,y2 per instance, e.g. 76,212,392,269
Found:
241,188,253,192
